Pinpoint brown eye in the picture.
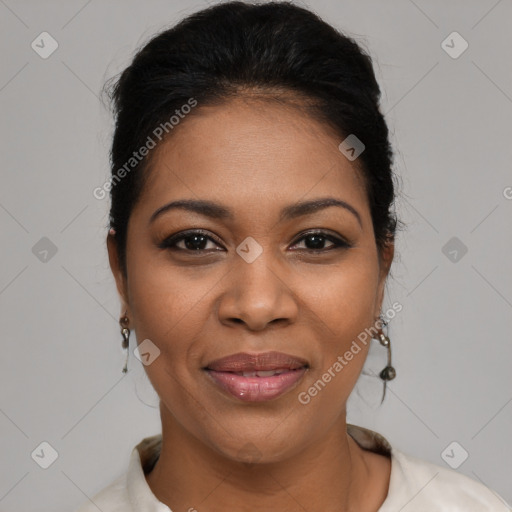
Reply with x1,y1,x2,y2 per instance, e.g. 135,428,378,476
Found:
159,230,224,252
159,229,351,254
290,231,351,252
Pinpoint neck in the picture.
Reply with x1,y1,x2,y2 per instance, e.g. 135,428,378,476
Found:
144,404,386,512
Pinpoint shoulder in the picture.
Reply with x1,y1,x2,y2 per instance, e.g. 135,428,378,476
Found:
73,434,164,512
74,473,129,512
346,423,510,511
381,448,511,511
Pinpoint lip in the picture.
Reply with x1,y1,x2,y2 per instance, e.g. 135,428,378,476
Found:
205,351,309,372
204,351,309,402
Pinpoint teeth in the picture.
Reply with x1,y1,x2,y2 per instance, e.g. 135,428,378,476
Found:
236,369,289,377
254,370,280,377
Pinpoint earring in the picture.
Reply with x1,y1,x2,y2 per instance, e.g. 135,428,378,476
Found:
377,314,396,404
120,311,130,374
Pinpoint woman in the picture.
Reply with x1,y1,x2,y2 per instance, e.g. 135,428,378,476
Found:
77,1,510,510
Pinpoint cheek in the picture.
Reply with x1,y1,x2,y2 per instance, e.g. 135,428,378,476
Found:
127,246,215,338
296,273,375,425
303,255,380,341
296,255,378,395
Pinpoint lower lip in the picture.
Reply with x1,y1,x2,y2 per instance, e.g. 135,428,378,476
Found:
205,368,307,402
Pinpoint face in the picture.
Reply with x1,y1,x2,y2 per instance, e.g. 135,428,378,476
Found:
108,96,393,463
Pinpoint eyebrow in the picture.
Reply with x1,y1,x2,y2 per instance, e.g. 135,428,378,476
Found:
149,197,362,227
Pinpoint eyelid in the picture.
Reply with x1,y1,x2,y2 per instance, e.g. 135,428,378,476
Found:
159,228,352,252
290,229,351,248
158,228,225,250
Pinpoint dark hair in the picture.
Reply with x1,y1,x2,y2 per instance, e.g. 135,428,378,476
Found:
103,0,402,277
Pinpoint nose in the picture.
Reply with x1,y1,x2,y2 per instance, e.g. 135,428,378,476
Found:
217,250,299,331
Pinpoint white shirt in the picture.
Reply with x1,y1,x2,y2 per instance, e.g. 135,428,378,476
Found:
75,424,511,511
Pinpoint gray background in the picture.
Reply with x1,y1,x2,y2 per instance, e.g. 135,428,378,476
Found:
1,0,511,510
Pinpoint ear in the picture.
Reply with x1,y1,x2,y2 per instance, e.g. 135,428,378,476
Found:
374,239,395,319
107,233,130,313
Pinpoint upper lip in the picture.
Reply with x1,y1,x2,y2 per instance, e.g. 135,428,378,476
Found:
205,351,309,372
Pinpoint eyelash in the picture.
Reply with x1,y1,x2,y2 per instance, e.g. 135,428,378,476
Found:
158,229,352,254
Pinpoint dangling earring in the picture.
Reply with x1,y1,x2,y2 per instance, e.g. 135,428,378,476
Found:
120,311,130,374
377,314,396,404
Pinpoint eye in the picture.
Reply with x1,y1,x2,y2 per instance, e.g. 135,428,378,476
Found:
158,229,224,252
159,229,351,254
289,230,351,252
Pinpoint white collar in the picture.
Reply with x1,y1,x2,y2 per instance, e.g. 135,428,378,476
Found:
120,424,510,511
125,424,391,511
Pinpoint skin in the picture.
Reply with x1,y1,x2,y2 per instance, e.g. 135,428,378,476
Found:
107,95,394,511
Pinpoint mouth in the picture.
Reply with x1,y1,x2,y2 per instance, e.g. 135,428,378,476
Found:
203,351,309,402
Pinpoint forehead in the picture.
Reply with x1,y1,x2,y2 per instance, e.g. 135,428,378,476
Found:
135,97,369,224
